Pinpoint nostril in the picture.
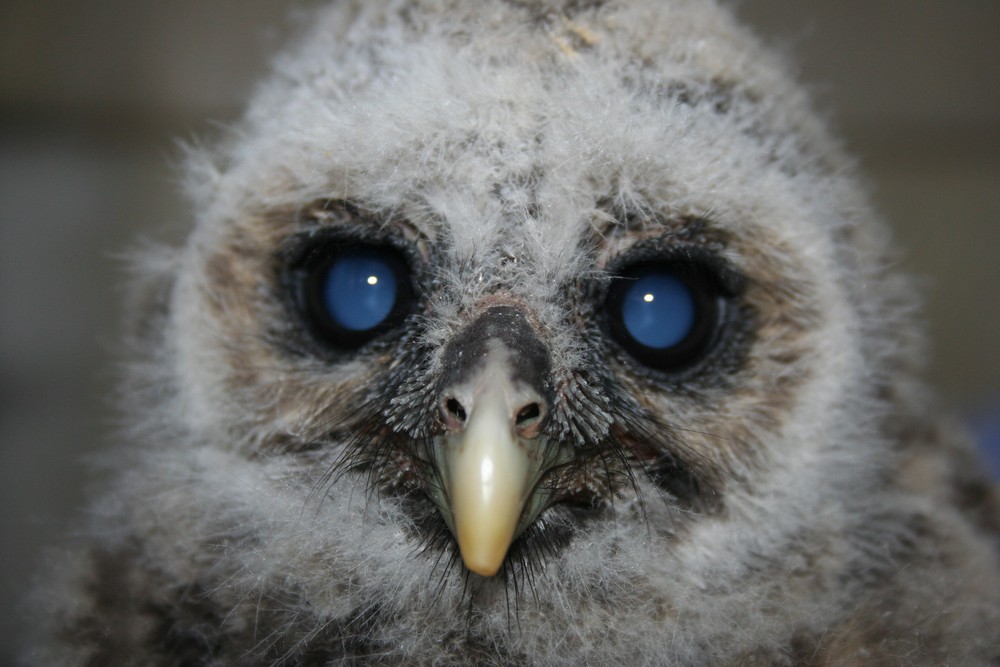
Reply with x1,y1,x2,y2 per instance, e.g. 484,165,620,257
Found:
515,402,541,426
445,397,467,424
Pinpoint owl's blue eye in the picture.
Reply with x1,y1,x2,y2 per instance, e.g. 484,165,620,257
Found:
302,244,414,348
620,273,695,350
322,251,399,332
605,261,721,372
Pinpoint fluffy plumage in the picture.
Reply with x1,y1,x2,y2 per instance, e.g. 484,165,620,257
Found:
29,1,1000,665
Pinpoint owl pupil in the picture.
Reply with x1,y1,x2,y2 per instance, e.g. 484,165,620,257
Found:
299,243,413,349
620,272,695,349
605,261,720,372
322,251,399,331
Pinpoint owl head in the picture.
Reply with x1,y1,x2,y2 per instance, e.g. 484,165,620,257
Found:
107,0,982,662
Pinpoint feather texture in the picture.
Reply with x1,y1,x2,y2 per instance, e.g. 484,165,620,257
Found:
28,1,1000,665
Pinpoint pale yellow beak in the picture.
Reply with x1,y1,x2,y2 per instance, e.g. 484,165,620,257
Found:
446,377,531,576
443,348,540,577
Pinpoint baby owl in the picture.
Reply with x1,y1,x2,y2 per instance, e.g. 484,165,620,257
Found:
30,1,1000,665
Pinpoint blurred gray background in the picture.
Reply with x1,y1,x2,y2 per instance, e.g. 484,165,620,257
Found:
1,1,998,659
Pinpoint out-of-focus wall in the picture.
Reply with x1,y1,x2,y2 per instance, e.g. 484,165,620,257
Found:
1,1,997,659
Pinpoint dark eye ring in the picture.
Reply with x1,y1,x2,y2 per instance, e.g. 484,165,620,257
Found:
299,243,415,349
604,260,723,372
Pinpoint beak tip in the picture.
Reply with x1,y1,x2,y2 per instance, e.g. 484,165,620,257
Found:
454,521,513,577
460,548,506,577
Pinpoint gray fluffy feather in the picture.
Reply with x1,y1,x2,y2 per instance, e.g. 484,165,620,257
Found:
27,1,1000,665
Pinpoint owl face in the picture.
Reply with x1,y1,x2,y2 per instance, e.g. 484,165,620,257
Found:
30,2,1000,665
162,0,899,629
167,1,892,580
